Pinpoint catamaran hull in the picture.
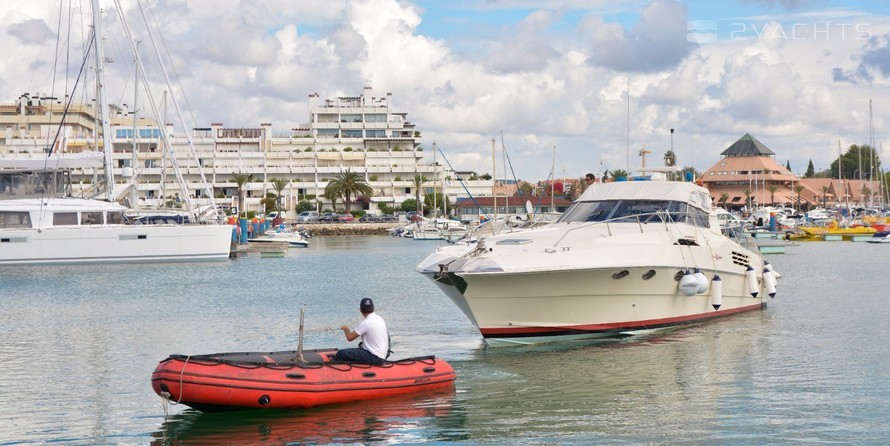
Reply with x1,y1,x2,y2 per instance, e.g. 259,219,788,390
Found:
434,266,767,347
0,224,233,265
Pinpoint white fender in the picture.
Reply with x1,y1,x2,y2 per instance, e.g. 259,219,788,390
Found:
745,265,759,298
763,268,777,298
710,275,723,310
693,267,709,294
679,270,698,296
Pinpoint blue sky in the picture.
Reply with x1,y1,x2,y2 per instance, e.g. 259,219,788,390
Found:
3,0,890,180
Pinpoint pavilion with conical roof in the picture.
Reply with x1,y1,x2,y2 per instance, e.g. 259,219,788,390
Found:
701,134,818,210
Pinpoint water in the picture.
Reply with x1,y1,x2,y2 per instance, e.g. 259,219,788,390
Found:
1,237,889,445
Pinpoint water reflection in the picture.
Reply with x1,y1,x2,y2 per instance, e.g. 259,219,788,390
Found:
447,312,774,443
151,388,460,445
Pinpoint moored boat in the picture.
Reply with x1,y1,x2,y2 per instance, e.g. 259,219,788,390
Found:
866,230,890,243
422,180,780,347
248,227,310,248
151,348,455,411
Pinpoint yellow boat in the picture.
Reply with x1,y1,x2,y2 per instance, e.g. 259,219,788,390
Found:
794,221,876,241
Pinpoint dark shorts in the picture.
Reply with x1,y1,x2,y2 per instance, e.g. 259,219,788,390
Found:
333,347,384,365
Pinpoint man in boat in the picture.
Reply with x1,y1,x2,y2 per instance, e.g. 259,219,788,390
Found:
334,298,390,365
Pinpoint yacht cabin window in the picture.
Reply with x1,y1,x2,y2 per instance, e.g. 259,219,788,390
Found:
107,212,123,224
557,199,710,228
81,212,103,225
53,212,78,226
0,211,32,228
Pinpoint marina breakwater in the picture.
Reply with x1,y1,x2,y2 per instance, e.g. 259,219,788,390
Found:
292,222,402,236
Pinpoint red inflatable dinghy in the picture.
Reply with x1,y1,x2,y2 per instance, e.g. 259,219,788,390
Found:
151,348,456,411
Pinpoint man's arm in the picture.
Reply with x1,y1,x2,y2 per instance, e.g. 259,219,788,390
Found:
340,325,359,342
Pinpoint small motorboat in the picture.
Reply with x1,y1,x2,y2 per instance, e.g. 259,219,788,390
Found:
151,348,455,411
866,231,890,243
248,229,309,248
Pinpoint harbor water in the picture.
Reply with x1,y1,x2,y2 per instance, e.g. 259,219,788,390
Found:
1,236,889,444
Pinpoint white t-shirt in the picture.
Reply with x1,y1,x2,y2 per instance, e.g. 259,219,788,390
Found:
355,312,389,360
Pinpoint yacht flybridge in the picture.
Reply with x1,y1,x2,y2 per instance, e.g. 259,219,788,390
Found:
421,180,779,346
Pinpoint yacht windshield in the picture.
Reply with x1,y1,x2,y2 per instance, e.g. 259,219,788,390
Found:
557,199,710,227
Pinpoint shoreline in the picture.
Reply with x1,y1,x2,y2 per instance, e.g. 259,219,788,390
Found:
290,222,403,236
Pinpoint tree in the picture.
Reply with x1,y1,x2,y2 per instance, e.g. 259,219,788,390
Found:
610,169,629,181
785,160,791,171
517,181,535,196
232,172,254,218
410,174,427,214
742,187,753,209
767,185,778,205
423,192,450,216
400,198,418,212
663,150,676,167
805,160,815,178
794,184,805,211
324,169,373,214
269,177,289,213
820,185,831,208
830,144,882,180
719,193,730,208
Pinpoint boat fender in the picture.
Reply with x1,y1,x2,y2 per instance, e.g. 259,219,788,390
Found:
745,265,759,298
763,268,777,298
710,275,723,310
679,270,698,296
693,267,709,294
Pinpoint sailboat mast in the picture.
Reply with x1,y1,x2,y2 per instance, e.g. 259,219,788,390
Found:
433,143,437,219
491,138,496,219
91,0,116,201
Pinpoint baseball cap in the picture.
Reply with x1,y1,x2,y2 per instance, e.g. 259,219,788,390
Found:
360,298,374,312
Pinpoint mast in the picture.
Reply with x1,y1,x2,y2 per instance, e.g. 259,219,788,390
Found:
491,138,496,219
91,0,116,201
432,143,437,219
130,40,140,208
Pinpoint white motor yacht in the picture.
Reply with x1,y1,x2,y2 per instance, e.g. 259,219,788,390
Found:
421,180,778,346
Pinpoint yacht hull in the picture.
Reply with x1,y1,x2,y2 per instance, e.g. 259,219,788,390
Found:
0,224,233,265
435,266,766,346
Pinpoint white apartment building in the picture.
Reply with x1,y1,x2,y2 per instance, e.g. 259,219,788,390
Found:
1,88,493,217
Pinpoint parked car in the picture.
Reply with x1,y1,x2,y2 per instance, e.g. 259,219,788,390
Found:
296,211,319,223
378,214,397,222
319,212,339,222
359,214,377,222
338,213,355,222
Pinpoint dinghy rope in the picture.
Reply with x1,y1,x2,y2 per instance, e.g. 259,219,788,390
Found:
159,354,191,416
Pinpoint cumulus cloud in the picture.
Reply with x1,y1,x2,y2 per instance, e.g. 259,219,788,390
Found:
7,18,53,45
485,10,563,73
580,0,695,73
832,33,890,84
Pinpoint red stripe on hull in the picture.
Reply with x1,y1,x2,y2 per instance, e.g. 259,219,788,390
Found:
480,302,765,338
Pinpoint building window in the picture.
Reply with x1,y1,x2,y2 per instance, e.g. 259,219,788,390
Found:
343,130,362,138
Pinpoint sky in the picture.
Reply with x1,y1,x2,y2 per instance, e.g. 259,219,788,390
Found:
2,0,890,182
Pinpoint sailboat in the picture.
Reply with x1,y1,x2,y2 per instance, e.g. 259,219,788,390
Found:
0,0,232,265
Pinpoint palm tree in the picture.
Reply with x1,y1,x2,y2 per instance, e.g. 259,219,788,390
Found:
820,185,831,208
610,169,629,181
410,174,428,214
269,177,289,214
742,187,752,209
663,150,676,167
719,192,730,208
767,185,778,205
232,172,254,218
794,184,805,211
324,169,373,214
